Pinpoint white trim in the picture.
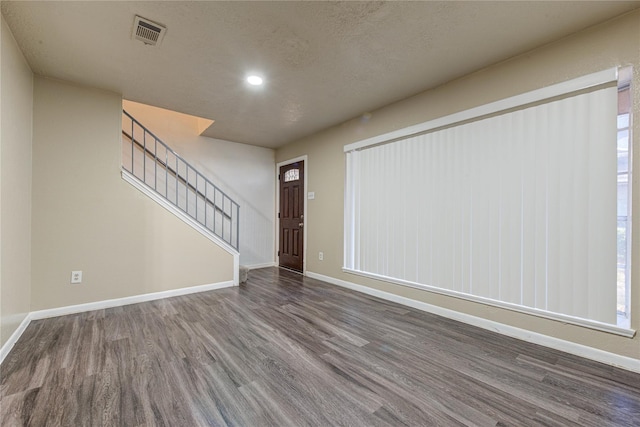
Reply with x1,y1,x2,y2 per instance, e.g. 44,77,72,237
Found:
0,314,31,365
233,255,240,286
344,67,618,153
275,155,308,274
121,170,240,286
0,279,235,365
245,262,277,270
122,170,240,257
306,271,640,374
29,280,235,321
343,268,635,338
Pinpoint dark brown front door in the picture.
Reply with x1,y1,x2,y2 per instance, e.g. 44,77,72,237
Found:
279,161,304,272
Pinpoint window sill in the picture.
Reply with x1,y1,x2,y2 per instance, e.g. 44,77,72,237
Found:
342,268,636,338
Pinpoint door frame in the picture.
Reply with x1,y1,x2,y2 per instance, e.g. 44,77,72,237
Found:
275,155,308,274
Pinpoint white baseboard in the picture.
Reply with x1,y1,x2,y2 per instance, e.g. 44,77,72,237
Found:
0,280,234,365
306,271,640,374
244,262,276,270
30,280,235,320
342,268,634,337
0,314,31,365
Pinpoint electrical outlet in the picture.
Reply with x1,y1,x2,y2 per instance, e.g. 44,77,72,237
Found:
318,252,324,261
71,270,83,284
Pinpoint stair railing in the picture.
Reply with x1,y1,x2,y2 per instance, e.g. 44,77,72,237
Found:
122,110,239,250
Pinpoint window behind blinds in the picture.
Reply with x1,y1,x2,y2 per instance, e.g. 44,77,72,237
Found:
344,70,623,329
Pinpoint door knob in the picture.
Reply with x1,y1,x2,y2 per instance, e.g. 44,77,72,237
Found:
299,222,304,227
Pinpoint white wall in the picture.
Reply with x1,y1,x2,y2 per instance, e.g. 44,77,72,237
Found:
31,78,233,311
123,100,275,267
0,16,33,346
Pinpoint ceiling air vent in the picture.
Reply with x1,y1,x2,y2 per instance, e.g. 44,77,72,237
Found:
132,15,166,46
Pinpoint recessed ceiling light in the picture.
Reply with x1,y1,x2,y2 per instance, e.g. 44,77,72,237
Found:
247,75,263,86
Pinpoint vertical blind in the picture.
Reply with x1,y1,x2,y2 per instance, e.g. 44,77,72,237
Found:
344,79,619,325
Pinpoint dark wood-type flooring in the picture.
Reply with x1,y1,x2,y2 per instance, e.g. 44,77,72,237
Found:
2,267,639,426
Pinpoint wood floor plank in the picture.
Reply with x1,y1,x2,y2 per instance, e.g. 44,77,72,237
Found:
1,266,639,426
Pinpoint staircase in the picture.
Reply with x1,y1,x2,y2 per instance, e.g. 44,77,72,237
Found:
121,110,240,252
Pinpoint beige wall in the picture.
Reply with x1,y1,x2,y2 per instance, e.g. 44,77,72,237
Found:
1,16,33,346
31,77,233,311
122,100,276,266
276,10,640,359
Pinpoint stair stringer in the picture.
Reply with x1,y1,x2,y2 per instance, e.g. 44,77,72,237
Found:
122,170,240,286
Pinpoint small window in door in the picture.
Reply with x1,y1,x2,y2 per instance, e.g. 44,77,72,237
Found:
284,169,300,182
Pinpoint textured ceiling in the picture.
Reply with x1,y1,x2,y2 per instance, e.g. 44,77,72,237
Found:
2,1,639,148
